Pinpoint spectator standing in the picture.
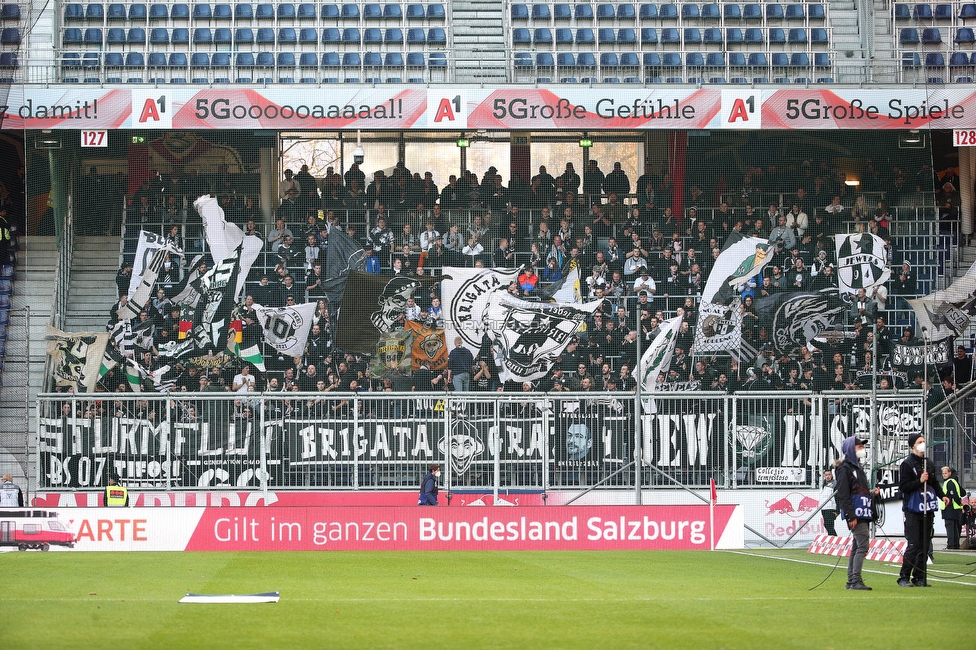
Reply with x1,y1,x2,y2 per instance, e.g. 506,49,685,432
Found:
0,473,24,506
448,337,475,392
418,463,440,505
819,469,839,536
953,346,972,386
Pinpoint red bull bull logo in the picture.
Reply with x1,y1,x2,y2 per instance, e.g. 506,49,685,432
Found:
765,497,795,515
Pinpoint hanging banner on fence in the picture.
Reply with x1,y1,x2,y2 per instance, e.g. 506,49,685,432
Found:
440,266,523,356
891,339,953,373
6,87,976,130
45,326,110,394
253,301,318,358
833,232,891,294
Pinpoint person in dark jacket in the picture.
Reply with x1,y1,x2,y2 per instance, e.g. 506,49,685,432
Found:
939,466,965,550
835,436,880,590
897,433,948,587
418,463,440,506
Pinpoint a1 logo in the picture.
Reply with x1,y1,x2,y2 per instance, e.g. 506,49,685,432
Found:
721,91,760,129
131,91,173,128
426,92,467,128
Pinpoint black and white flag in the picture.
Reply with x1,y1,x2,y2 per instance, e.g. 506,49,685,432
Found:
908,259,976,341
834,233,891,294
755,289,849,353
45,326,110,393
119,240,183,321
194,195,263,301
440,267,522,356
253,301,318,358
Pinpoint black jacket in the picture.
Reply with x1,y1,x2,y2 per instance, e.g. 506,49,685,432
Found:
835,437,871,523
898,452,945,513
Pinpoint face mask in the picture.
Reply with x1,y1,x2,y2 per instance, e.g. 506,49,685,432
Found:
855,448,866,459
915,442,926,454
434,471,441,478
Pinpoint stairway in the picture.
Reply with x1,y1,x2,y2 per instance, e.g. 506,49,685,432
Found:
64,236,121,332
0,236,57,485
451,0,510,83
826,0,870,83
870,0,900,83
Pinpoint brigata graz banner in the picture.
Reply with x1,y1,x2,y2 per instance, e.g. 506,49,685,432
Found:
48,505,744,551
4,86,975,130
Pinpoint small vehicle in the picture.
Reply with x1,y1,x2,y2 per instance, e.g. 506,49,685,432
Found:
0,509,75,551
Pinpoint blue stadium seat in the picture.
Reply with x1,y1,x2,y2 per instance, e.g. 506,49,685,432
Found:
511,3,528,19
514,52,532,68
706,52,724,66
684,28,702,44
297,3,315,19
742,3,762,20
638,3,657,19
406,52,424,66
86,4,104,20
385,76,402,82
577,52,596,67
299,76,316,83
537,52,555,67
661,52,681,66
788,28,807,44
622,76,640,82
278,3,296,18
363,27,382,43
0,52,19,69
148,52,166,67
343,27,361,43
576,28,595,43
427,4,445,19
618,4,636,19
107,3,126,20
428,27,446,43
645,76,662,82
236,4,254,19
748,52,768,66
913,4,933,19
785,4,804,20
341,4,360,18
299,27,317,43
255,4,274,19
726,27,743,43
385,28,403,43
643,52,660,66
212,52,230,66
790,52,810,67
730,76,748,83
681,4,699,19
744,27,763,43
766,3,784,19
661,27,679,43
641,28,658,43
321,52,340,66
171,27,189,43
214,27,231,43
321,28,340,43
278,52,296,67
708,76,726,83
955,27,975,43
107,28,126,44
82,52,99,67
949,51,970,66
83,28,102,45
553,3,572,19
575,4,594,19
925,52,945,66
703,28,722,43
534,28,553,44
665,76,683,82
406,27,425,43
769,28,786,43
171,3,189,19
686,52,704,66
618,28,636,43
902,52,920,67
168,52,188,67
794,77,810,83
808,4,825,19
724,3,741,19
63,28,83,45
729,52,747,67
384,4,402,19
771,52,789,67
556,28,573,43
193,3,212,19
299,52,318,67
603,77,620,82
772,76,790,82
600,52,618,67
235,27,254,43
279,27,297,43
962,3,976,17
64,3,84,20
956,76,973,82
921,27,942,43
320,3,339,18
128,28,146,44
557,52,575,67
194,28,213,44
813,53,831,67
816,76,833,83
512,27,531,44
214,4,232,19
364,52,383,67
342,52,361,68
702,3,720,19
901,28,920,44
255,27,274,43
256,51,275,67
531,3,550,19
597,4,614,19
363,4,382,19
406,4,425,18
894,3,911,19
598,27,615,44
620,52,639,66
659,3,678,18
236,52,254,67
191,53,210,67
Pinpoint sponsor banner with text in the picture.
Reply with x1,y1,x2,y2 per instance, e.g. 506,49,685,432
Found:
3,87,975,130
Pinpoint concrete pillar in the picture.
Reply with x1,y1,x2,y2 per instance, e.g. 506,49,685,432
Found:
959,145,974,238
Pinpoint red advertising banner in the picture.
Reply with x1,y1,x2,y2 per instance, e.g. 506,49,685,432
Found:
3,86,975,130
39,505,743,552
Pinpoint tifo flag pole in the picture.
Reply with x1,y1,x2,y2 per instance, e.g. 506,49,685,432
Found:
709,478,717,551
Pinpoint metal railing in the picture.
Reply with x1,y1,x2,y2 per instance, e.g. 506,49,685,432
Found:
35,390,934,496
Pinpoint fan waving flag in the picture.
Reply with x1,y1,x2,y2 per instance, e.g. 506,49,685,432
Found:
638,316,682,414
194,195,263,300
440,266,522,356
253,301,318,359
45,326,110,393
834,233,891,294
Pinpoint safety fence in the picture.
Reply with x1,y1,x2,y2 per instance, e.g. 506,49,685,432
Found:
35,390,930,496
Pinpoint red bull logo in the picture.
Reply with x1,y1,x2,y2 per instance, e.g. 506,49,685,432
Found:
765,497,795,515
795,496,819,513
764,493,821,518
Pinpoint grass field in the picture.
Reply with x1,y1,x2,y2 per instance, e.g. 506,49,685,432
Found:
2,548,974,649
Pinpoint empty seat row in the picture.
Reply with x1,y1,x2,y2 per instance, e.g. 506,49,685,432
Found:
0,4,19,20
514,25,828,45
894,3,976,20
64,50,445,69
521,50,831,68
902,51,976,66
64,25,447,45
900,26,973,43
511,3,825,22
65,3,445,22
544,75,831,84
63,75,430,83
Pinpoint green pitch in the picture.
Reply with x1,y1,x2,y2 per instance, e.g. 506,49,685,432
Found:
2,549,973,649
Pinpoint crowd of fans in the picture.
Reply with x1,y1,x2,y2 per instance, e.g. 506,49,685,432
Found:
81,150,974,401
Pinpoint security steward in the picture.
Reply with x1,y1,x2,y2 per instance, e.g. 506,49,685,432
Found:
0,473,24,507
103,474,129,507
835,436,879,591
897,433,948,587
940,466,965,550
